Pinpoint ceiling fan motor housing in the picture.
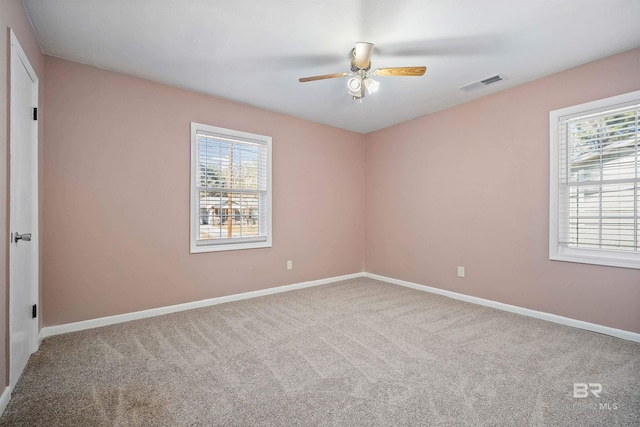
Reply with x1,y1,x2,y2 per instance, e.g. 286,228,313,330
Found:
350,56,371,72
353,42,374,69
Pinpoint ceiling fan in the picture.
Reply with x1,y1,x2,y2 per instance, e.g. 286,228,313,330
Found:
298,42,426,100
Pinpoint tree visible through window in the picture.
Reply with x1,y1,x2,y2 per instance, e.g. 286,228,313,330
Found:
190,123,271,253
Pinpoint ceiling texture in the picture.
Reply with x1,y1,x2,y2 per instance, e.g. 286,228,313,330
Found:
22,0,640,134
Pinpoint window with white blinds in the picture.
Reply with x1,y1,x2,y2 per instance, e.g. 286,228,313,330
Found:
190,122,272,253
550,90,640,269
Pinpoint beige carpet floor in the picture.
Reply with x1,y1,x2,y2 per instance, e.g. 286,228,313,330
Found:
0,277,638,426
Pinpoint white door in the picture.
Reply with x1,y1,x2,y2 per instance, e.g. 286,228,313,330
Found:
9,30,39,386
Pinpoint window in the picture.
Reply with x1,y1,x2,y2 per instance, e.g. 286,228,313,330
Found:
190,122,271,253
550,90,640,269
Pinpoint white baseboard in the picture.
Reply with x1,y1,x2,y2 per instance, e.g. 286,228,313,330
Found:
40,272,365,339
39,271,639,343
0,386,11,417
365,272,640,343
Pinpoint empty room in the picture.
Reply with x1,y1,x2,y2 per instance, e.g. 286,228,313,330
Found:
1,0,639,425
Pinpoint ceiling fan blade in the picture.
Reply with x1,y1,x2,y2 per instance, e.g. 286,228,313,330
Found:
299,72,349,83
354,42,375,69
372,66,426,77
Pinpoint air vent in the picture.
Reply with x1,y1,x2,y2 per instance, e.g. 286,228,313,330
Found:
459,74,507,92
480,75,503,85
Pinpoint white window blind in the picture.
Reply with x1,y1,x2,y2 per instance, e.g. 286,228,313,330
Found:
550,91,640,269
190,123,272,253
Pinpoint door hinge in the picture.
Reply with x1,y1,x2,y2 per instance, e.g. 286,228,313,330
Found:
33,107,38,121
32,304,37,318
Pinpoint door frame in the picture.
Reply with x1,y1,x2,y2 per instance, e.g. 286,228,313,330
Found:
8,28,40,386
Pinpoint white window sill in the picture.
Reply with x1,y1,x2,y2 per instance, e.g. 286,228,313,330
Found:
190,240,272,253
550,249,640,270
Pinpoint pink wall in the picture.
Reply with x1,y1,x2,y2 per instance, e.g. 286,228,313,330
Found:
366,48,640,333
43,56,366,326
43,48,639,334
1,0,44,387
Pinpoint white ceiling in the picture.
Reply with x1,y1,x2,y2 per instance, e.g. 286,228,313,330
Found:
22,0,640,134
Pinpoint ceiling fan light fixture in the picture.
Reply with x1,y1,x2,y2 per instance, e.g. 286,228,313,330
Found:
347,77,361,91
347,76,365,98
364,77,379,94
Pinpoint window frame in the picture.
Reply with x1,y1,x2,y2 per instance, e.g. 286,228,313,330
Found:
549,90,640,269
190,122,272,253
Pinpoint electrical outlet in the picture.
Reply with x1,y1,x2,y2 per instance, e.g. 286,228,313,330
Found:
457,266,465,277
287,260,293,270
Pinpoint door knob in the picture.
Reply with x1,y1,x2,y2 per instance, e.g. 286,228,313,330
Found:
13,232,31,242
